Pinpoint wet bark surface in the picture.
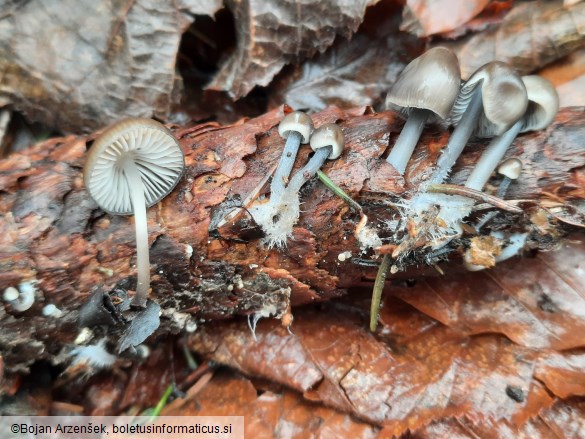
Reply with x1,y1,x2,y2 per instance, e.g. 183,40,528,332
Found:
1,105,584,372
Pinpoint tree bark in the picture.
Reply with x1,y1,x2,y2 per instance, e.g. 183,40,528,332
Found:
1,105,584,372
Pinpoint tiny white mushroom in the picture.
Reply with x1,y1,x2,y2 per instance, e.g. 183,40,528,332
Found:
42,304,63,318
3,282,37,312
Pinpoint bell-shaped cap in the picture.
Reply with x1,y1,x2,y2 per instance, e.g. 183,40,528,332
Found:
449,62,528,138
310,124,345,159
385,47,461,120
84,118,185,215
498,158,522,180
520,76,560,132
278,111,314,144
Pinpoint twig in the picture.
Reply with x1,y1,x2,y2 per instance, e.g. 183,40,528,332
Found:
426,183,524,213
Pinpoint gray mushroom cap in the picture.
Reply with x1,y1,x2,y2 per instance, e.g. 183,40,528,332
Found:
385,47,461,120
84,118,185,215
449,61,528,138
520,75,560,132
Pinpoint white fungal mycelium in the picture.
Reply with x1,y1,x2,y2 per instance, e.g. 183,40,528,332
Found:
70,339,117,369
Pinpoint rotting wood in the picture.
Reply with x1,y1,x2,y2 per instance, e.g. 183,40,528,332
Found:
0,105,584,372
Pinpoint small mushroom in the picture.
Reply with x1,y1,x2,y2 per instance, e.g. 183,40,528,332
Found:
474,158,523,231
3,281,37,312
249,124,344,248
431,61,528,186
287,123,344,192
496,158,523,197
385,47,461,174
272,111,314,198
464,75,558,192
84,118,185,308
42,304,63,318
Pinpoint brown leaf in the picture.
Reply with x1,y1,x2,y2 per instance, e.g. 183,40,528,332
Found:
412,398,585,438
207,0,376,99
270,1,424,111
538,47,585,107
400,0,490,37
438,0,585,79
0,0,222,132
186,241,585,434
393,239,585,350
163,370,380,438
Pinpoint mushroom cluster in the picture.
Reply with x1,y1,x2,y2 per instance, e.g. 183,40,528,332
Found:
384,50,559,246
84,118,185,308
250,115,345,248
369,50,559,331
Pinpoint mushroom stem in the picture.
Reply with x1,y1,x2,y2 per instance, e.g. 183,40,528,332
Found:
288,146,333,193
271,130,303,198
429,84,484,185
123,157,150,308
386,108,431,174
465,119,523,191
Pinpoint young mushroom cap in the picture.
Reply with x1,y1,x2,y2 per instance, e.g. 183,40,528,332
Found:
498,157,522,180
309,123,345,159
519,75,560,132
385,47,461,120
272,111,314,198
84,118,185,308
449,61,528,138
278,111,313,144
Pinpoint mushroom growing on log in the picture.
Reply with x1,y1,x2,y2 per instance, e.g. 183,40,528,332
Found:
0,106,584,373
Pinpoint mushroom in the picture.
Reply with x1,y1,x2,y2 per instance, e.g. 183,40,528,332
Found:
42,304,63,318
287,123,344,192
3,281,37,312
430,61,528,186
464,75,558,192
84,118,185,308
474,158,523,231
272,111,314,198
385,47,461,174
496,158,523,197
250,123,344,248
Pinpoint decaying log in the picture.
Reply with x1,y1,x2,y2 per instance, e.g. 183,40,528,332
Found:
1,105,584,372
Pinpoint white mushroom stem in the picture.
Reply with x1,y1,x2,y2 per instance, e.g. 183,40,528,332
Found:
271,130,303,198
122,156,150,308
287,146,333,193
465,119,523,191
429,85,484,185
440,119,524,225
386,109,431,174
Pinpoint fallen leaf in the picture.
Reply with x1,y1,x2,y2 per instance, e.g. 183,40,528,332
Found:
163,370,380,438
0,0,222,132
207,0,377,99
438,0,585,79
401,0,490,37
270,2,424,111
186,239,585,435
